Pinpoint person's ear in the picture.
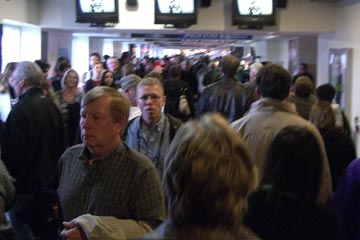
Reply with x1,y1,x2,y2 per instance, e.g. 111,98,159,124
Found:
255,87,261,98
286,90,291,99
136,95,141,107
116,117,127,134
18,79,27,88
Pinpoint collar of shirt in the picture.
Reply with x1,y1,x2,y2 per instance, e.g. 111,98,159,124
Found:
78,141,125,169
140,113,166,134
249,97,296,114
136,113,169,171
18,87,42,101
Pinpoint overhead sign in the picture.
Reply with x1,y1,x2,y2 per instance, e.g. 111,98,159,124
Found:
131,33,252,40
182,33,252,40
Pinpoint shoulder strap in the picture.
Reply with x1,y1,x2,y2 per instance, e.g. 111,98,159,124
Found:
166,114,182,141
121,116,139,140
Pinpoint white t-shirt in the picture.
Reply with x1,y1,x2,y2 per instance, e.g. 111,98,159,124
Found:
0,92,11,122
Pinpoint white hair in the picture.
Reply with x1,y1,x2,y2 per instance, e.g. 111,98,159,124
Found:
13,61,43,87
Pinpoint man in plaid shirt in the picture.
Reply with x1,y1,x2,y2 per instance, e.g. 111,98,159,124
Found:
57,86,165,240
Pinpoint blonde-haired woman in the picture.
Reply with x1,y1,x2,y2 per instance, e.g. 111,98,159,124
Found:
56,68,84,146
146,113,259,239
309,101,356,190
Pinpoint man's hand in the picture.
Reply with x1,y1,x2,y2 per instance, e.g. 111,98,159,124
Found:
60,221,85,240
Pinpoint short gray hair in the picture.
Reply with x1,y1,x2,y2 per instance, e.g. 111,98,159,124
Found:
13,61,43,87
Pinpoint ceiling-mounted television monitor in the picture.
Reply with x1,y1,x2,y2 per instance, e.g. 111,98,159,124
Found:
75,0,119,24
154,0,198,28
232,0,275,29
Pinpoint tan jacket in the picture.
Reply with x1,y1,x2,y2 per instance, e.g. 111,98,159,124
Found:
231,98,333,203
72,214,153,240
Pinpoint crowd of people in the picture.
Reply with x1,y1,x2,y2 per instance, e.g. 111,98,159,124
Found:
0,51,358,240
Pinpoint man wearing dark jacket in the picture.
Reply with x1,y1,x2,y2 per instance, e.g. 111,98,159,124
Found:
122,77,182,176
196,54,252,122
1,61,66,240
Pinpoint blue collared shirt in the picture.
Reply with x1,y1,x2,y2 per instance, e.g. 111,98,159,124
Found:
124,113,171,176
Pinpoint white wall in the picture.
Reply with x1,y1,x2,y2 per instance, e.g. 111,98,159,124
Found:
1,20,41,72
317,0,360,155
277,0,337,33
249,41,268,63
0,0,41,71
37,0,228,30
35,0,338,33
266,38,288,67
298,35,317,81
46,30,73,71
0,0,40,25
72,35,90,76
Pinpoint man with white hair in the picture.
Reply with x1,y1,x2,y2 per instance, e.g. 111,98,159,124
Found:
119,74,142,120
2,61,66,239
244,62,263,102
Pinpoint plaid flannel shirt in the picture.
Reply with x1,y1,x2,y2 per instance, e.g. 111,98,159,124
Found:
57,141,165,229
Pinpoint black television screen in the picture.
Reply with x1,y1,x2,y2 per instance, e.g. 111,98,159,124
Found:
76,0,119,24
154,0,198,27
232,0,275,28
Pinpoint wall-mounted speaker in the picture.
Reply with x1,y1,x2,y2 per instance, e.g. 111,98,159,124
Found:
277,0,287,8
126,0,138,8
201,0,211,7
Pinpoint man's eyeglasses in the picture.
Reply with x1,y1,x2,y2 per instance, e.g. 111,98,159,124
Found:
138,95,163,102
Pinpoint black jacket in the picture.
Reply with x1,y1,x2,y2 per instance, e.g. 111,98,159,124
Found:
196,76,252,122
1,87,66,193
244,187,340,240
164,79,194,121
